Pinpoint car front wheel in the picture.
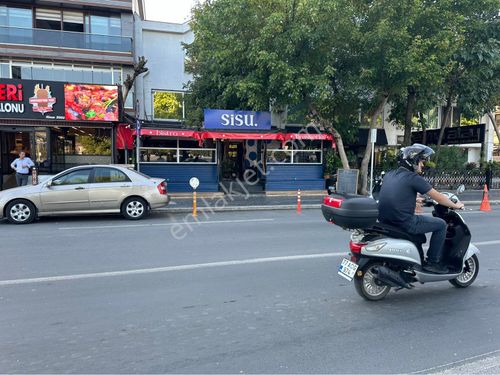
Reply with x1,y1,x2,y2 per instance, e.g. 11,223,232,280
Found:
6,199,36,224
121,197,148,220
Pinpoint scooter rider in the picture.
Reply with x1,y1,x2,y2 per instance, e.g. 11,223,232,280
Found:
377,144,464,274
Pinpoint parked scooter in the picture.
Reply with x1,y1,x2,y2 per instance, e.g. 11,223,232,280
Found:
321,185,480,301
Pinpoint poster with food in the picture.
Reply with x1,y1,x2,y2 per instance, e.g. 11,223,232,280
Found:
64,84,119,121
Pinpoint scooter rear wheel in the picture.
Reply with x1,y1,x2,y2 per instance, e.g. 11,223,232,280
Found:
449,254,479,288
354,262,391,301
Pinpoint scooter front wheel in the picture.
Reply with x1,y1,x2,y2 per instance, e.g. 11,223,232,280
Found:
354,262,391,301
449,254,479,288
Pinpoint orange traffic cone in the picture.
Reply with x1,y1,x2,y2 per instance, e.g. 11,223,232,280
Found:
480,184,492,212
297,189,302,214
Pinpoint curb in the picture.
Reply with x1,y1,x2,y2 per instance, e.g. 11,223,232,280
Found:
155,200,500,214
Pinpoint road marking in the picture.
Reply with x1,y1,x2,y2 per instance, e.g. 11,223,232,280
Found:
58,218,275,230
0,252,347,286
474,240,500,246
413,349,500,374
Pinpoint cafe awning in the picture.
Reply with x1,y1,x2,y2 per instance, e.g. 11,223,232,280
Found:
136,129,336,148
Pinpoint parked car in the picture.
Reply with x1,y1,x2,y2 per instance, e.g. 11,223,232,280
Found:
0,165,169,224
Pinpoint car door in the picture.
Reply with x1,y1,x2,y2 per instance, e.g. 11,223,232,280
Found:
39,168,92,213
87,167,133,210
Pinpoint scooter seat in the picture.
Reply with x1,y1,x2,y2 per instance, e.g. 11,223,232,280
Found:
367,223,427,245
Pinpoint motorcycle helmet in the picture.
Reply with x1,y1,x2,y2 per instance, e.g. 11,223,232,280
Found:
397,143,434,172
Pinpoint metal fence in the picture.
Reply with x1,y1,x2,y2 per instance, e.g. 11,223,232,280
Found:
373,168,500,190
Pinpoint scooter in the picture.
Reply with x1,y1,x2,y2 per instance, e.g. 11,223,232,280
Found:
322,185,480,301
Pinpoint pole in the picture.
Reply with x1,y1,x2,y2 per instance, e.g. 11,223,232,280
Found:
136,118,141,172
369,128,377,196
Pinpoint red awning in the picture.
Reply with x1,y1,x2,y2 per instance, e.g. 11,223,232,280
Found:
200,131,284,142
284,133,336,148
140,129,200,139
133,129,336,148
116,124,134,150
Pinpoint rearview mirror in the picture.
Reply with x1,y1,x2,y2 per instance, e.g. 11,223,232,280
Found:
457,184,465,194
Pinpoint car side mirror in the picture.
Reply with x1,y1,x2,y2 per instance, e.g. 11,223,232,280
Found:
457,184,465,194
46,180,52,188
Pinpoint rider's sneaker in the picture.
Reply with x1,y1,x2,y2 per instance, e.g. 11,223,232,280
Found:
424,262,449,274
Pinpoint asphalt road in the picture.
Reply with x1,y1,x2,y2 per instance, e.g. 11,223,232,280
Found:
1,207,500,374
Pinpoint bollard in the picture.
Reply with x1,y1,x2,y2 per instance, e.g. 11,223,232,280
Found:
297,189,302,214
193,190,197,217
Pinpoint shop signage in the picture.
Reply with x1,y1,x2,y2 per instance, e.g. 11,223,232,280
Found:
412,124,485,145
0,78,120,122
204,109,271,130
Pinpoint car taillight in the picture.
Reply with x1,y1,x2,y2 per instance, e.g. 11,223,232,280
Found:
157,181,167,195
324,196,344,208
349,240,365,254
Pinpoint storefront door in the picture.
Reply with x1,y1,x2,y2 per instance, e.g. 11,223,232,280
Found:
221,141,244,180
0,130,33,189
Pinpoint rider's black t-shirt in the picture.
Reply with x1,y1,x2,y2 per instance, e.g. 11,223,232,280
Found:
378,167,432,227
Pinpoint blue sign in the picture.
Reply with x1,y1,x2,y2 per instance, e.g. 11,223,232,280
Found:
204,109,271,130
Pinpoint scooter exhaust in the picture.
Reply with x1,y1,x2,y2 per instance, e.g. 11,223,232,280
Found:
372,266,413,289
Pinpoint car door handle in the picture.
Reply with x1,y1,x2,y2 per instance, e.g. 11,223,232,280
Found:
74,186,85,190
120,185,131,188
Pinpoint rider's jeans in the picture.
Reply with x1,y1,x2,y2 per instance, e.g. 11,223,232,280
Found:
406,215,447,263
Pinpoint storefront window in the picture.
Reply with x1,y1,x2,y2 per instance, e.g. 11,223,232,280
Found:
266,140,323,164
140,138,216,164
153,91,185,121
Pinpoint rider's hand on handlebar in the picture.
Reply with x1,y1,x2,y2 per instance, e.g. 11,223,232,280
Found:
454,202,465,210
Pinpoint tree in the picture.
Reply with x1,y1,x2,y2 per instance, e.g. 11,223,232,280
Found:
122,56,148,105
434,0,500,158
184,0,361,169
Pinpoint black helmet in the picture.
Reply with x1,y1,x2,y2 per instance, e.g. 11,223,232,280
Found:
398,143,434,172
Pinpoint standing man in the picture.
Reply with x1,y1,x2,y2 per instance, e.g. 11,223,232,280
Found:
10,151,34,187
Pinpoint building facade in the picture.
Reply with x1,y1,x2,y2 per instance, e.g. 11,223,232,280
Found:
0,0,133,189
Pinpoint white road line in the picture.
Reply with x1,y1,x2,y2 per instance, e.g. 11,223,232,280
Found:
58,218,275,230
413,349,500,374
0,252,347,287
474,240,500,246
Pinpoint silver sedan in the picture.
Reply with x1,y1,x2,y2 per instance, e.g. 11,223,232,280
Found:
0,165,170,224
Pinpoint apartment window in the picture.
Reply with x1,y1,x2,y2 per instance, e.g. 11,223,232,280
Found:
35,9,62,30
86,15,121,36
0,6,32,28
153,91,185,121
63,11,84,32
0,63,10,78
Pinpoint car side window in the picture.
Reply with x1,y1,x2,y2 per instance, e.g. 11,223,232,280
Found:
52,169,92,186
94,168,131,183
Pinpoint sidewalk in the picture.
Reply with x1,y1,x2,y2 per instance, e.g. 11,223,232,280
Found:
158,189,500,213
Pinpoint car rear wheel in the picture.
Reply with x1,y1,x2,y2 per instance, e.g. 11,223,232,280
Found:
121,197,148,220
6,199,36,224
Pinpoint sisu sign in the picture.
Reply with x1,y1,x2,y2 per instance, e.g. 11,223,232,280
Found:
204,109,271,130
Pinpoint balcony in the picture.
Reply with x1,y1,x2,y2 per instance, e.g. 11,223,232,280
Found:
0,26,132,53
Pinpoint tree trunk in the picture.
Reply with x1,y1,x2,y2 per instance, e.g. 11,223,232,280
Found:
330,127,350,169
419,112,427,144
360,95,388,195
435,95,453,161
403,86,417,146
488,112,500,145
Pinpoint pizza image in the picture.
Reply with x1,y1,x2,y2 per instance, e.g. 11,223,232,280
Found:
64,84,119,121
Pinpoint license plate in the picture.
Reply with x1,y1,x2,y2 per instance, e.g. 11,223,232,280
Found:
338,258,359,281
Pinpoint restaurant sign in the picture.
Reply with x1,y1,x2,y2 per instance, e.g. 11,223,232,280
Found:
204,109,271,130
0,78,120,122
411,124,485,145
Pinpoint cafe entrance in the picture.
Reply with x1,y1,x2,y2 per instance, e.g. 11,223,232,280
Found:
221,141,244,180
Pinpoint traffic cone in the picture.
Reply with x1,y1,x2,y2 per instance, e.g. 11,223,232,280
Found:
297,189,302,214
480,184,491,212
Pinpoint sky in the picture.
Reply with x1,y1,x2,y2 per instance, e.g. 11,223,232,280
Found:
144,0,199,24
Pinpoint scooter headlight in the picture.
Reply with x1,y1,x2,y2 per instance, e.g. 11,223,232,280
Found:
364,242,386,252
